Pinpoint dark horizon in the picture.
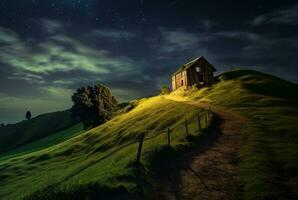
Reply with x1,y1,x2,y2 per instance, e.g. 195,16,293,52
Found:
1,0,298,123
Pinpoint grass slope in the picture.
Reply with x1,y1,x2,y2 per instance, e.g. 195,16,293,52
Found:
0,110,77,154
2,69,294,200
0,123,84,161
0,96,210,200
173,69,298,199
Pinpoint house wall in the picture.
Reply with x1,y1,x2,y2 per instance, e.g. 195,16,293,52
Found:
186,66,199,87
172,70,187,90
171,76,176,90
193,59,214,86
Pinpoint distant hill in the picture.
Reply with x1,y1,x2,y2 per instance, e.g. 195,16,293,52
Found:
0,110,78,154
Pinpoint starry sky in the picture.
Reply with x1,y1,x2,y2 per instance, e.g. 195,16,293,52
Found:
0,0,298,123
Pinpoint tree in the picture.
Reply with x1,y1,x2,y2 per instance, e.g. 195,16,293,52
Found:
26,111,32,120
0,123,4,127
160,85,171,95
71,84,118,129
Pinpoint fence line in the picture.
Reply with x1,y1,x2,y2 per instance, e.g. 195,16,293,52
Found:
41,108,213,196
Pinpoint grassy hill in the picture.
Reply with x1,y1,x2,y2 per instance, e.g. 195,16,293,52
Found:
0,110,78,154
0,69,297,200
171,69,298,199
0,96,210,200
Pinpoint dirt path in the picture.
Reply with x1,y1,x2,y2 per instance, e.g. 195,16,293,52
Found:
149,100,247,200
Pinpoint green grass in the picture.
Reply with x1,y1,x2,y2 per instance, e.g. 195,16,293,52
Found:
0,110,77,154
0,123,84,161
2,69,295,199
175,69,298,199
0,96,210,200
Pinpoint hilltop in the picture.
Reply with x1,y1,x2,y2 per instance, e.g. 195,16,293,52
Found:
169,69,298,199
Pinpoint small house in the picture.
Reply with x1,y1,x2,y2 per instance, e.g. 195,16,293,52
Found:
171,56,216,90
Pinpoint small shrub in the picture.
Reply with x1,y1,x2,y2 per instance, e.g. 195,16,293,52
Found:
191,84,198,91
160,86,171,95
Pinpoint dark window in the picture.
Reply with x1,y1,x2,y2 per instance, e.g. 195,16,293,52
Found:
181,80,184,86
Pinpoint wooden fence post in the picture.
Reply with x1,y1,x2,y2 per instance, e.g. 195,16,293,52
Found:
167,128,171,146
136,133,145,163
198,113,201,131
185,118,189,136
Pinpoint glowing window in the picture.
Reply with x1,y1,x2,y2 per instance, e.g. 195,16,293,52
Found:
196,67,200,72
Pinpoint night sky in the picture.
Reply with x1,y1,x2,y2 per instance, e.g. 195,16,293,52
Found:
0,0,298,123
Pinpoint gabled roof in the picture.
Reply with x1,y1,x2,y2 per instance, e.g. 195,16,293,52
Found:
171,56,216,76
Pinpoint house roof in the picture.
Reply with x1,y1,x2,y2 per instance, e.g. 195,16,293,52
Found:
171,56,216,76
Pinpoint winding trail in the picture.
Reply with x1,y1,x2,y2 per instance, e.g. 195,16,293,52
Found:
149,99,247,200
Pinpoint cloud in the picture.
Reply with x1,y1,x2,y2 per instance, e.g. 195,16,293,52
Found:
198,20,216,30
0,37,110,75
44,86,73,101
41,19,63,34
0,27,19,44
215,30,298,53
8,71,45,84
92,29,135,40
154,28,215,61
211,30,298,81
157,27,216,54
158,28,200,53
251,4,298,26
215,31,261,42
0,23,138,83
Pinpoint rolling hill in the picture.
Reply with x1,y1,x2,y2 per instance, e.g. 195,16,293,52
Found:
0,69,297,200
0,110,79,154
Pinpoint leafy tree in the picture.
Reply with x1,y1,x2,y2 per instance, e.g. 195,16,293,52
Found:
71,84,118,129
160,85,171,95
26,111,32,120
0,123,4,127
